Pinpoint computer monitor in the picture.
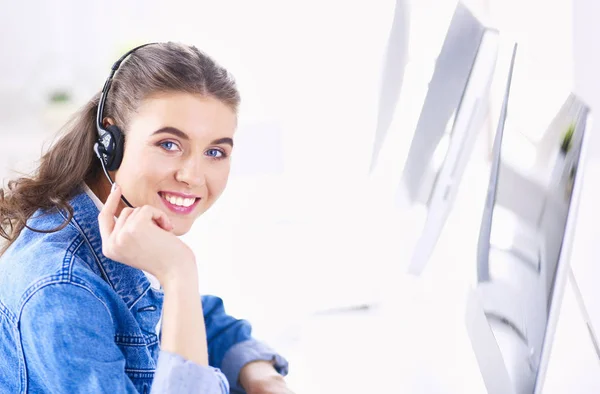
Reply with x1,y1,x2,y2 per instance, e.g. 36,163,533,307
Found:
474,46,591,392
392,3,500,275
369,0,409,173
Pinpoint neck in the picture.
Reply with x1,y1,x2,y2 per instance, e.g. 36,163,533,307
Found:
87,172,127,215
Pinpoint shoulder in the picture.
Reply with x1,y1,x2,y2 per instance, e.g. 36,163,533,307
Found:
19,278,114,328
0,217,110,320
13,268,124,339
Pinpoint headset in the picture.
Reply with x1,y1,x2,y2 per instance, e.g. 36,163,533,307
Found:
93,43,157,208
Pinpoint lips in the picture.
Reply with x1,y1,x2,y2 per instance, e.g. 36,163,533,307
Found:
159,192,201,215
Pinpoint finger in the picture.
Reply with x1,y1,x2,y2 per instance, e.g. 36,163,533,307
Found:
154,212,174,232
98,183,122,240
136,205,173,231
112,207,136,235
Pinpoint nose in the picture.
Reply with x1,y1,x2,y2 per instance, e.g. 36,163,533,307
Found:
175,157,206,187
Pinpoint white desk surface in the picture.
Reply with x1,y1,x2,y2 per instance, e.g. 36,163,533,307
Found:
274,272,600,394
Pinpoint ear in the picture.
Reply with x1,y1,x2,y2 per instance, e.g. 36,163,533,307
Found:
103,117,116,128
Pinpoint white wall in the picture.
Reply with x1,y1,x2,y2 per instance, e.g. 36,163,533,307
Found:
573,0,600,156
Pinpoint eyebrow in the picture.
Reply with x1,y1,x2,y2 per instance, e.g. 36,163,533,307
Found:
152,127,234,147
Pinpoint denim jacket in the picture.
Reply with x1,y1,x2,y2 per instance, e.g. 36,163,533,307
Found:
0,190,288,393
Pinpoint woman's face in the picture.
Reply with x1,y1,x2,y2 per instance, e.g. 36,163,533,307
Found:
111,92,237,236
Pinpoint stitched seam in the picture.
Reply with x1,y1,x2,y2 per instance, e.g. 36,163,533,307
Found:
115,341,148,347
62,237,84,280
19,275,68,309
0,301,24,392
16,278,114,394
220,373,229,393
114,334,147,345
17,277,114,327
124,370,155,379
17,325,26,394
59,209,113,289
69,239,84,279
114,333,158,346
129,284,152,310
0,299,16,323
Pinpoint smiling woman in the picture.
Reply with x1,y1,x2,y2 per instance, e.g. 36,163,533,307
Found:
93,92,238,236
0,42,290,394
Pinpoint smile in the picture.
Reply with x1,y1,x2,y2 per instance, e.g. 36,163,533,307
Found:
159,192,201,214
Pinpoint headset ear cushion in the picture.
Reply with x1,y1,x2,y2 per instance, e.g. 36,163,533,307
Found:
105,125,125,171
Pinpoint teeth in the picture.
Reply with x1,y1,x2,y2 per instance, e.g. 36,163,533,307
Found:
161,193,197,207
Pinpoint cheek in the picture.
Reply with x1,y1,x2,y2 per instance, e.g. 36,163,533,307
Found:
118,149,173,189
120,146,147,175
207,167,230,199
124,161,161,182
136,147,165,170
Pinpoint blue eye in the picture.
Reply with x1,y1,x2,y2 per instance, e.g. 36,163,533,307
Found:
206,149,226,159
159,141,179,151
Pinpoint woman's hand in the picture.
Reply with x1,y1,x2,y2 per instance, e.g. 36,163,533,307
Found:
240,361,295,394
99,183,209,365
245,376,295,394
98,184,196,283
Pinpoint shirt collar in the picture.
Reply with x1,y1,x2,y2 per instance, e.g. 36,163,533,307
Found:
82,183,105,211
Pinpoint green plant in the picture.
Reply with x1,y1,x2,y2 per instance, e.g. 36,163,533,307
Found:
48,90,71,104
560,123,575,154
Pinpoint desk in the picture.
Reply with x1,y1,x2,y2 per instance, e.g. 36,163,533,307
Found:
280,276,490,394
276,272,600,394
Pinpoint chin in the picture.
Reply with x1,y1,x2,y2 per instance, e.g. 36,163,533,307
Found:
172,223,193,237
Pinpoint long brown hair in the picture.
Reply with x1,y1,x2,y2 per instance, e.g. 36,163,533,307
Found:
0,42,240,256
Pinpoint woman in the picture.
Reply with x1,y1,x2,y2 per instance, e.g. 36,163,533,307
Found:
0,42,291,394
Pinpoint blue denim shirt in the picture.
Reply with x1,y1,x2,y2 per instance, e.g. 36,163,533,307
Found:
0,190,288,393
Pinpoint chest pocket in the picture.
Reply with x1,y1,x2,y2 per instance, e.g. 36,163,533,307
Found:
115,333,159,393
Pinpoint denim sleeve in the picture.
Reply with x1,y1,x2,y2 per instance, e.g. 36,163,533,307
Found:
202,296,289,393
221,340,290,393
19,282,141,393
151,351,229,394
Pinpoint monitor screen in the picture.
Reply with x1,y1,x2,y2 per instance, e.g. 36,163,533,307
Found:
399,3,486,206
397,3,500,275
476,44,590,392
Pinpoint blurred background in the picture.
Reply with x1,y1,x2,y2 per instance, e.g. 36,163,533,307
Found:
2,0,600,392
